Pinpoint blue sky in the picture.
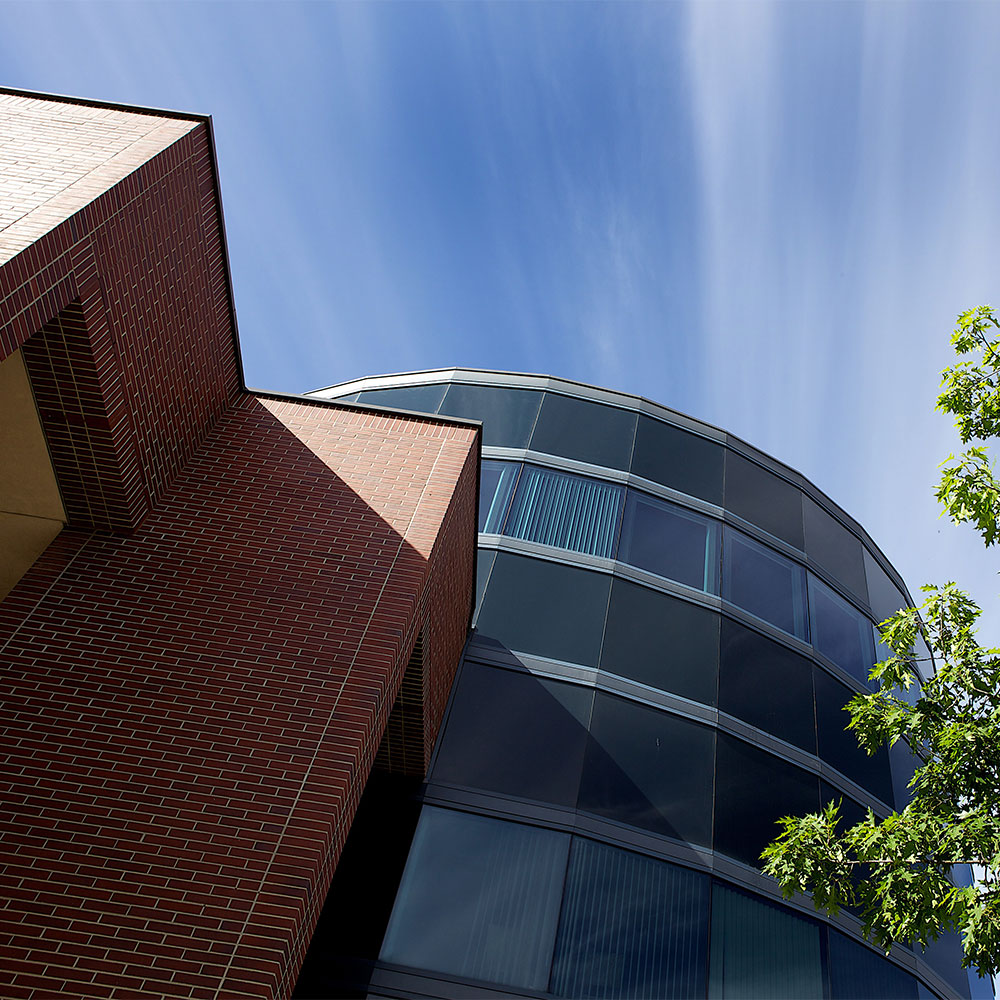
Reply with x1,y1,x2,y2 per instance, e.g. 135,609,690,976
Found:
3,1,1000,640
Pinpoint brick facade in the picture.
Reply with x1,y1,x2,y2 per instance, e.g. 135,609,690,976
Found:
0,90,479,999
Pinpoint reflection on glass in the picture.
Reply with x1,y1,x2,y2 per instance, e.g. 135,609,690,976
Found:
438,384,543,447
578,693,715,847
709,883,823,999
631,415,724,505
353,384,447,414
803,496,869,603
551,839,709,999
863,548,910,625
479,460,519,533
529,393,638,470
809,575,876,687
724,450,804,549
380,808,569,990
474,549,495,622
432,662,593,806
619,491,720,593
504,465,624,559
828,929,918,1000
722,528,808,640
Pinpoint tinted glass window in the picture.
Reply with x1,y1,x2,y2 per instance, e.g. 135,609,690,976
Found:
479,460,519,533
600,581,720,706
529,393,638,470
803,496,868,603
828,930,918,1000
722,528,808,640
719,618,816,753
474,549,495,622
475,553,611,667
709,883,823,1000
815,670,894,806
578,693,715,847
380,808,569,990
809,575,876,687
504,465,624,559
619,491,721,593
921,930,973,1000
432,662,593,807
438,384,542,447
714,733,819,868
863,548,910,624
631,416,724,505
353,384,447,413
550,838,709,999
724,451,804,549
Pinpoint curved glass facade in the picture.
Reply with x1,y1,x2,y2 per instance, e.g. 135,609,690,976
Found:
296,372,989,1000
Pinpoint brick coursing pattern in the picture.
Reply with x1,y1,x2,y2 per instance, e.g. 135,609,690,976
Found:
0,93,479,1000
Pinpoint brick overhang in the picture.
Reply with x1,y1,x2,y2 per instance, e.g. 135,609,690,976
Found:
0,89,480,999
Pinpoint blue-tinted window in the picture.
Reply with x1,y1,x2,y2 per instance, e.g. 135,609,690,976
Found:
809,575,877,687
353,384,447,413
803,496,869,604
619,491,721,593
722,528,808,640
380,808,569,990
529,393,638,470
504,465,624,559
631,415,724,505
479,460,519,533
474,549,495,623
551,839,709,999
829,930,918,1000
439,384,542,447
709,883,823,999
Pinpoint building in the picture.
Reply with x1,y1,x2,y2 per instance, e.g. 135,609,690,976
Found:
0,89,985,1000
300,370,988,1000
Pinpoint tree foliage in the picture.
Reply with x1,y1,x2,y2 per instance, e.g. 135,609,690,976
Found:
762,306,1000,980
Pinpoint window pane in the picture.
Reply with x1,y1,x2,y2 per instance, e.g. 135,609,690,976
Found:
631,415,724,505
708,883,823,1000
479,460,519,533
578,692,715,847
863,548,910,625
432,662,593,807
474,549,495,623
504,465,624,558
809,575,876,687
550,838,709,999
529,393,638,470
380,808,569,990
815,670,894,806
803,496,868,603
475,553,611,667
724,451,804,549
353,384,447,413
620,491,721,593
829,930,918,1000
600,581,720,706
714,732,819,868
718,618,816,753
438,384,543,447
722,528,808,640
922,931,973,1000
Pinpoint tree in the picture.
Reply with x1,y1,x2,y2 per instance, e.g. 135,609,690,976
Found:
762,306,1000,980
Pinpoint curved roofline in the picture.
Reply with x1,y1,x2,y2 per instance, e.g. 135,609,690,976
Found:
310,367,915,606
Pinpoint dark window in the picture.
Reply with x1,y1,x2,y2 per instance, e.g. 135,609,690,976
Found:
432,662,593,807
828,930,918,1000
714,732,819,868
550,838,709,999
475,553,611,667
809,575,876,687
921,930,974,999
863,548,910,625
380,808,569,991
529,393,638,470
619,491,720,593
504,465,624,559
479,460,519,533
578,692,715,847
438,384,542,447
815,670,894,806
631,416,724,505
722,528,808,640
889,740,920,812
353,384,447,413
718,618,816,753
474,549,495,622
803,496,868,603
724,450,804,549
599,581,719,706
709,883,824,999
